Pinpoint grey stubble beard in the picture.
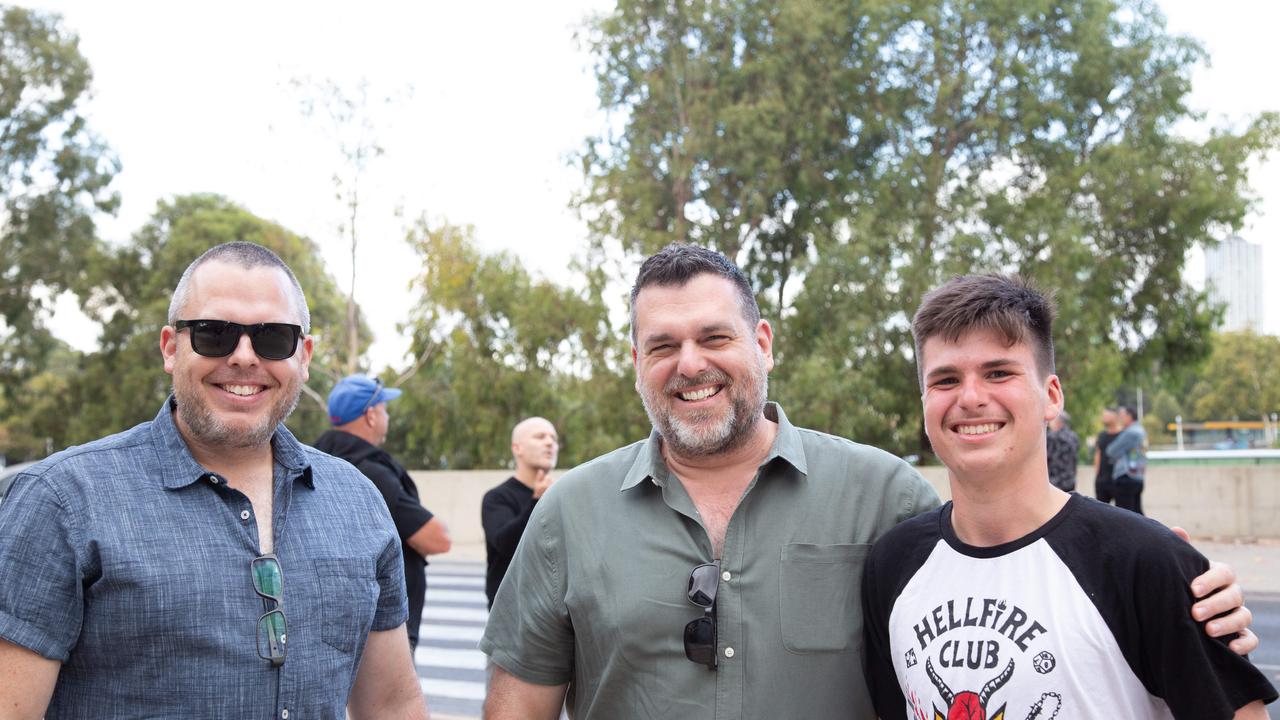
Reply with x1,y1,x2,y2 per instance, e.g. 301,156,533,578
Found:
640,356,769,459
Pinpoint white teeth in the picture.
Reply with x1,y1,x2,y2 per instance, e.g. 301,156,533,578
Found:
679,386,720,401
223,384,261,397
957,423,1000,435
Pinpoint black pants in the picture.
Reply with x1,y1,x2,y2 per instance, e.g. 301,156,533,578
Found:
1095,476,1115,504
1114,475,1144,515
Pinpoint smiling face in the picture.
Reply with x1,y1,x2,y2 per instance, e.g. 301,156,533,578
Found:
160,260,313,453
920,327,1062,486
631,273,774,460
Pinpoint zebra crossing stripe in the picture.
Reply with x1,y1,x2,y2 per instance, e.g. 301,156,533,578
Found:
420,622,485,642
417,646,487,670
421,676,487,701
428,588,488,603
420,561,490,718
429,575,485,588
424,605,490,622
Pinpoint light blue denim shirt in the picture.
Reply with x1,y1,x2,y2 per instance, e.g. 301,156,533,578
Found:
0,397,407,719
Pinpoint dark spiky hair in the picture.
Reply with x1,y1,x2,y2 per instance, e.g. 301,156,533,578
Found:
629,244,759,342
911,274,1056,391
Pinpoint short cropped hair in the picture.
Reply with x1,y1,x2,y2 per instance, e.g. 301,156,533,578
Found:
629,244,760,342
168,242,311,333
1119,405,1137,421
911,274,1056,391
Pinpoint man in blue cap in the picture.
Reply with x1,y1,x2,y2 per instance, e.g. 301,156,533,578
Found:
315,374,452,652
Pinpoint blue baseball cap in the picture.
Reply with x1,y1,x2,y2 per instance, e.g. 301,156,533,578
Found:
327,374,402,425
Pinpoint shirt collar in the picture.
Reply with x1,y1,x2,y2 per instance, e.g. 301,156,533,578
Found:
619,401,808,491
151,395,314,489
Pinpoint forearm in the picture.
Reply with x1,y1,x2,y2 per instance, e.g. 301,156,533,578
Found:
348,626,429,719
0,639,60,719
1106,433,1136,459
406,516,452,556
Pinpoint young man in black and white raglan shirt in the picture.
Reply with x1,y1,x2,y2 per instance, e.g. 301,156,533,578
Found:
863,274,1276,719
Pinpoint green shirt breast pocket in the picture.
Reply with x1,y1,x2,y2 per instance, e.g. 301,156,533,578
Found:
779,543,869,654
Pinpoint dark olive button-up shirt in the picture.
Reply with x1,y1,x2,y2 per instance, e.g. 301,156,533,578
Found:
481,403,940,719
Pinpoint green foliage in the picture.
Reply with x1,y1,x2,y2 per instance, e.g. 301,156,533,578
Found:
386,220,648,469
0,5,118,416
578,0,1280,456
1187,331,1280,423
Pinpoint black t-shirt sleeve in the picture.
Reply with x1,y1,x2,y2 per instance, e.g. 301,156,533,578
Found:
482,483,536,557
861,509,944,720
359,460,433,540
1130,536,1278,716
1048,503,1278,718
862,543,908,720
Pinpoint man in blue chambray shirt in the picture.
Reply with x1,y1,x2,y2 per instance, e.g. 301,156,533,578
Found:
0,242,429,719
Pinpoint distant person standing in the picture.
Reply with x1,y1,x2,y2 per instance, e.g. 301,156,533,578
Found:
1046,411,1080,491
1093,407,1122,504
315,374,452,652
1106,405,1147,514
481,417,558,608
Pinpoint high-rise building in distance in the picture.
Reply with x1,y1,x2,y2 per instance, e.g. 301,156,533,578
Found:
1204,235,1264,332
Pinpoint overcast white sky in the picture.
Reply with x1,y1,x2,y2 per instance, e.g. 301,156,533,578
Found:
27,0,1280,371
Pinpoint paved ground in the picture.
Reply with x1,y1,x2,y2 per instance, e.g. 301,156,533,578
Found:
429,539,1280,718
416,559,487,720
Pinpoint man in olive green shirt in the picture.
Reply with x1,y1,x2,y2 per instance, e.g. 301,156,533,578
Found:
479,245,1257,720
480,244,937,719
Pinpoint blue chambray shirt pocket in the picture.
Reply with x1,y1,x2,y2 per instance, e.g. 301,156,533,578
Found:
312,557,378,654
779,543,869,654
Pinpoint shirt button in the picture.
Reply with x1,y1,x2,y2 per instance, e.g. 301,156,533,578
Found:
724,647,735,658
722,570,732,582
240,510,251,521
281,710,289,719
208,475,219,484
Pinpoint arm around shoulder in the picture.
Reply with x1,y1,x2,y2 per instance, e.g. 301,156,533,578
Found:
1105,428,1135,459
0,638,60,719
348,625,428,719
482,663,566,720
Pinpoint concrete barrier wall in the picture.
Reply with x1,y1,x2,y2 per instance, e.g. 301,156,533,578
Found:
411,463,1280,546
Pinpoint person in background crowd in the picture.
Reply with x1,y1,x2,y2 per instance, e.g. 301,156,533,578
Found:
1107,405,1148,514
1093,407,1122,504
1046,410,1080,491
481,417,559,608
314,374,452,653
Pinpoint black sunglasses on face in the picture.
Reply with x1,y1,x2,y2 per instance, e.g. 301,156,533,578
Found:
174,320,302,361
684,560,720,670
251,554,287,667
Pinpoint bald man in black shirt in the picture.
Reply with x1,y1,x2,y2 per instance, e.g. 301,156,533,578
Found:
481,417,558,608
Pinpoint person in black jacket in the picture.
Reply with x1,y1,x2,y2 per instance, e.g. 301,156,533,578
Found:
314,374,451,651
481,417,558,608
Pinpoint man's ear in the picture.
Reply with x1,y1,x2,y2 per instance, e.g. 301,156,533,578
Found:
755,319,775,372
160,325,179,374
298,335,314,382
